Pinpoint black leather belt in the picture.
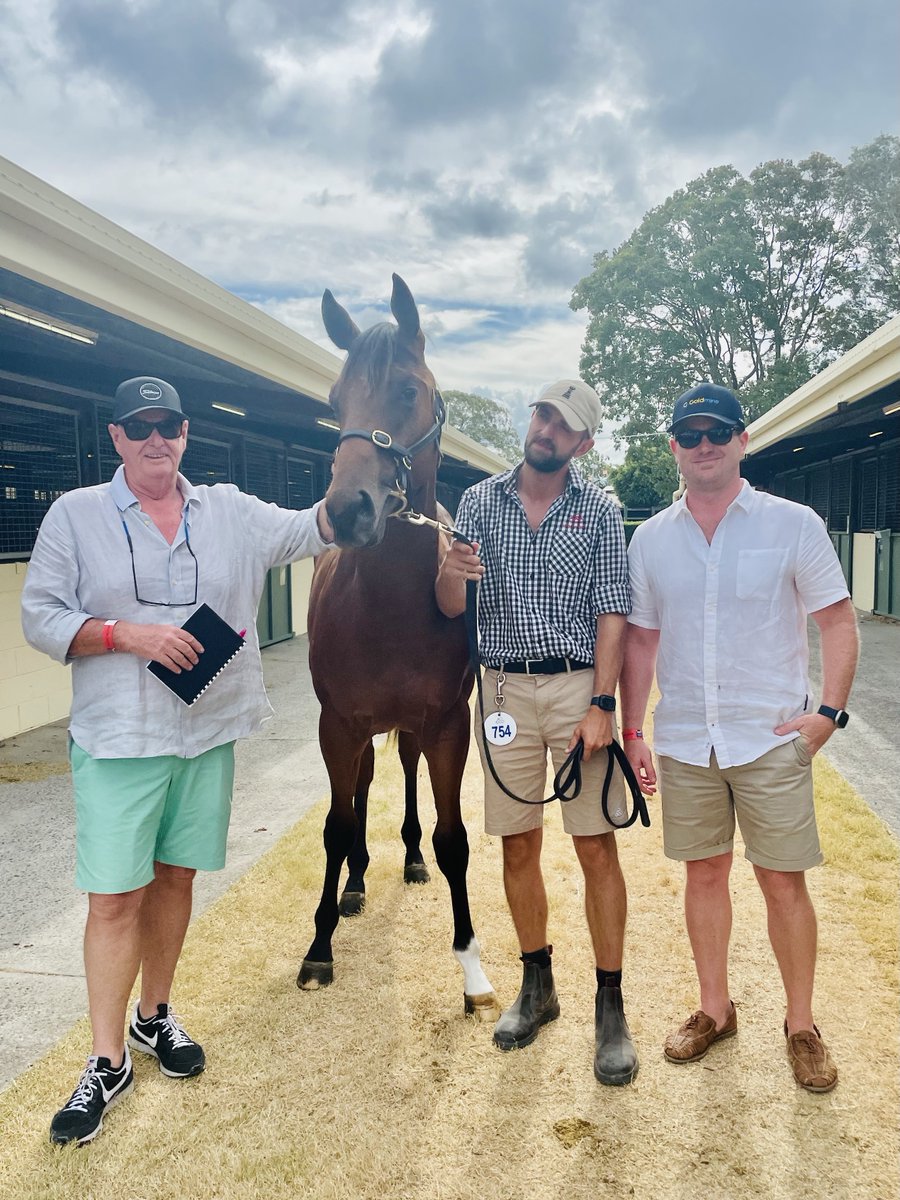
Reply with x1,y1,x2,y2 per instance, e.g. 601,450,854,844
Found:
493,657,593,676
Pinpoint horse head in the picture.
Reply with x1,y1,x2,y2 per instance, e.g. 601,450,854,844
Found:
321,274,443,548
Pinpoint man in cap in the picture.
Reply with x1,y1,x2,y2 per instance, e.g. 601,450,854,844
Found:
436,379,638,1086
619,382,858,1092
22,377,334,1144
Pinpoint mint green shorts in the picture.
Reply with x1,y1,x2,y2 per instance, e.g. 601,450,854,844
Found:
70,740,235,894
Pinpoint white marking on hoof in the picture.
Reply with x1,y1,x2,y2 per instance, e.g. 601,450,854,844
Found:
454,937,494,998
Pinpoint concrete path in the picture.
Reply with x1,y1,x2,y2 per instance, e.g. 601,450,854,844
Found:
0,636,329,1091
0,614,896,1093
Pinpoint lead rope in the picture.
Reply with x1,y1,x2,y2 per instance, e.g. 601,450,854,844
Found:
397,510,650,828
465,581,649,828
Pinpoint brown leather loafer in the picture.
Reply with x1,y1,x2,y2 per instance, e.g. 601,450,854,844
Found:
664,1003,737,1063
785,1023,838,1093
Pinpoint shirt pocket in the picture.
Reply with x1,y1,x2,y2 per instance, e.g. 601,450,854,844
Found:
547,533,592,578
735,548,788,599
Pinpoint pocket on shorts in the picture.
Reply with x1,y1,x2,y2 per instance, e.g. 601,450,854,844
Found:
790,735,812,766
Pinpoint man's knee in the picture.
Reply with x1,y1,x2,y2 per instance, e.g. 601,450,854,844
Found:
685,851,733,887
573,831,619,873
501,829,542,872
152,862,197,886
87,886,146,924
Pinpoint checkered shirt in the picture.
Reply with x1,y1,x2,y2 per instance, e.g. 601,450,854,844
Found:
454,463,631,667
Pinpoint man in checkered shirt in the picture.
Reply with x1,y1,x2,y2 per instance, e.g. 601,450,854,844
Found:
436,379,637,1086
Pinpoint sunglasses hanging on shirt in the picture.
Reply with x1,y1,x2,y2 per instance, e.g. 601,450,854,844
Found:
673,425,743,449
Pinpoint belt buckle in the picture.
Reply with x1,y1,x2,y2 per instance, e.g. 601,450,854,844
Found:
524,659,537,675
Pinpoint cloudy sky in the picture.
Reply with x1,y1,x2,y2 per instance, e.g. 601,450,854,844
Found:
1,0,896,457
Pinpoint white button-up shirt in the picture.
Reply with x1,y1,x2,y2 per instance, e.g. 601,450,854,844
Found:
21,467,330,759
628,481,849,768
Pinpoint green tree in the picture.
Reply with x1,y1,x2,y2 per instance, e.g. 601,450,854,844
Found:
571,139,899,437
443,389,521,462
574,448,613,487
609,437,679,510
844,134,900,313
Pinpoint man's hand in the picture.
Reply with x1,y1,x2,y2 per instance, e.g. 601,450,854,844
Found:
440,539,484,583
435,538,483,617
316,501,335,543
568,706,613,761
624,738,657,796
116,621,203,673
773,713,835,758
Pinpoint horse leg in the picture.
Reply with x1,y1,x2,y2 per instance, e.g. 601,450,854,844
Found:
398,730,430,885
420,703,499,1022
339,740,374,917
298,714,366,990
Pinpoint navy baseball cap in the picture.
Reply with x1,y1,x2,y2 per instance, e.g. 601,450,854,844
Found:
113,377,184,423
669,383,744,431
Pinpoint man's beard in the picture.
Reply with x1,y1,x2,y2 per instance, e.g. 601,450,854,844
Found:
524,441,571,474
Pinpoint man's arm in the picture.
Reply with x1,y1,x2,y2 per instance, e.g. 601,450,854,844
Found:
619,622,661,795
774,597,859,754
567,612,626,761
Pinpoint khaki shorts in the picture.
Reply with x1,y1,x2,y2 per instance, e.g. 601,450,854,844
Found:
657,738,822,872
474,668,626,837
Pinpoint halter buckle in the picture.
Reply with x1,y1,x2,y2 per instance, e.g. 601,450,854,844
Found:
371,429,393,448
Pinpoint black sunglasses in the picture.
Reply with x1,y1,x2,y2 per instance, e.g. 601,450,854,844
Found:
119,517,198,606
120,417,185,441
673,425,743,449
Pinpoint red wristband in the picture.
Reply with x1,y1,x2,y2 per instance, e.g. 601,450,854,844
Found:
102,620,118,652
622,728,643,740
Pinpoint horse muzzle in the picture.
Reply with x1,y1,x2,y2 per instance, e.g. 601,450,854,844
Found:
325,487,403,549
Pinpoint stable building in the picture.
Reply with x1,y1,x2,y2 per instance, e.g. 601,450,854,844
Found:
0,156,506,740
743,316,900,618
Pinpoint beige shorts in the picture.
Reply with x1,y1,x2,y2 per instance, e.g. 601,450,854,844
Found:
474,668,626,837
657,738,822,871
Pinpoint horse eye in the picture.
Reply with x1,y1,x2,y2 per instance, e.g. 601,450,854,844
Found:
401,385,418,405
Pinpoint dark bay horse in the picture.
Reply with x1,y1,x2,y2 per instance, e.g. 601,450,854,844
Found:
338,730,428,919
298,274,498,1020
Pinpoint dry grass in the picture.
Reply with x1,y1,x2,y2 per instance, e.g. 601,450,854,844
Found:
0,736,897,1200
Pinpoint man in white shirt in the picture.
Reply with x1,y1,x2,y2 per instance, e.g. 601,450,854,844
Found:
22,376,334,1145
620,383,858,1094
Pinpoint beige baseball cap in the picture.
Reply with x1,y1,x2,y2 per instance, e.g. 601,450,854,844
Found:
530,379,601,434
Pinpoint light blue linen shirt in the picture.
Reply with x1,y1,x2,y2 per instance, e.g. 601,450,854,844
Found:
21,466,330,759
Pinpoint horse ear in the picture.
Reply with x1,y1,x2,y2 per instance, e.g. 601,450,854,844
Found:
322,289,360,352
390,273,422,344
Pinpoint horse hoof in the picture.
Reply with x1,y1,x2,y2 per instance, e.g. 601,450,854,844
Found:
403,862,430,885
339,891,366,917
464,991,501,1022
297,959,334,990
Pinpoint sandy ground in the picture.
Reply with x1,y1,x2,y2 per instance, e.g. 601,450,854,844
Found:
0,735,896,1200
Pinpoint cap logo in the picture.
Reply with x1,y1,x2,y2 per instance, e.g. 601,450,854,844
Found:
139,382,163,401
562,386,576,399
686,396,716,406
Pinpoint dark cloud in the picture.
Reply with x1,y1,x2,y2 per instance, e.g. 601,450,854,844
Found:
604,0,899,153
54,0,270,122
520,194,602,288
372,0,601,127
421,186,523,239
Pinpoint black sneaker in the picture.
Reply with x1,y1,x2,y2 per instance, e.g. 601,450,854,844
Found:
127,1002,205,1078
49,1048,134,1146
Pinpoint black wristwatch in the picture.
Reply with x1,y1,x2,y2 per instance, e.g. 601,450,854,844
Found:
591,694,617,712
818,704,849,728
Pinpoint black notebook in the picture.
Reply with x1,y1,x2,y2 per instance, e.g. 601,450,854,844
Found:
147,603,245,706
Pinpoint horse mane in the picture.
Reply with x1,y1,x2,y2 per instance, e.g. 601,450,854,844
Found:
342,322,398,393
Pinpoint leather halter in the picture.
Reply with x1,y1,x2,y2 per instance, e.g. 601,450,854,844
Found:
335,388,446,501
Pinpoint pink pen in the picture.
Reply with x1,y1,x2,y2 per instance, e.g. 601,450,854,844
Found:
238,628,247,639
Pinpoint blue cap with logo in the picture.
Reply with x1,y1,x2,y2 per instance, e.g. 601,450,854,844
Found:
669,383,744,431
113,377,184,423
